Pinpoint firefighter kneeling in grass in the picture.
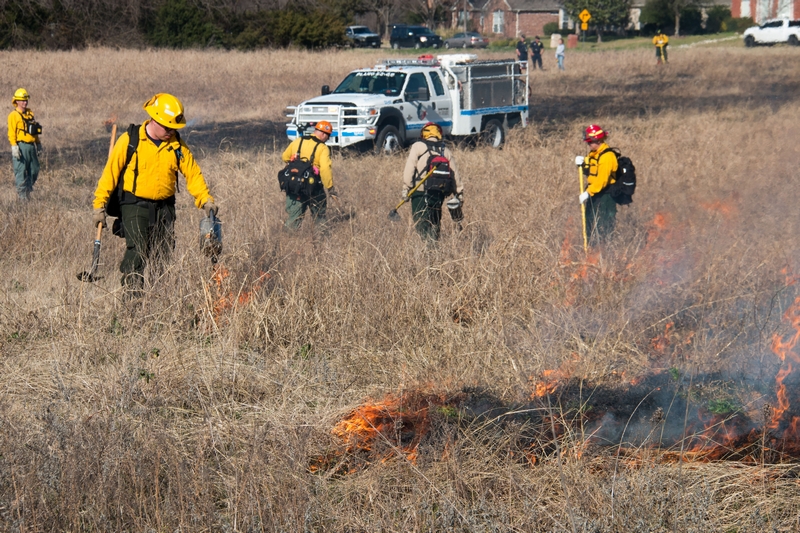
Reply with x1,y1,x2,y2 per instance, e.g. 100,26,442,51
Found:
402,122,463,242
577,124,617,244
92,93,218,297
279,120,338,230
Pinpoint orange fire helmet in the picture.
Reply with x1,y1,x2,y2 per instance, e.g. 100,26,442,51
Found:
315,120,333,135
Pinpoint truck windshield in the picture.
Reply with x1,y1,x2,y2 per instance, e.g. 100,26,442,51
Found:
333,71,408,96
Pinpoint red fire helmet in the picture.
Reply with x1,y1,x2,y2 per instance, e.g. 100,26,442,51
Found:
583,124,607,143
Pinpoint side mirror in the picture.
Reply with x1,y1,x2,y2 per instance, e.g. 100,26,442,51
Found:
321,85,330,96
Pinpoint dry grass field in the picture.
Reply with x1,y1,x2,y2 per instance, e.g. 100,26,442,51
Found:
2,43,800,531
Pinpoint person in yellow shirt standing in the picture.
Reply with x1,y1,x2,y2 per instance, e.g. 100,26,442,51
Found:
92,93,217,296
279,121,338,230
577,124,618,244
7,88,42,200
653,30,669,64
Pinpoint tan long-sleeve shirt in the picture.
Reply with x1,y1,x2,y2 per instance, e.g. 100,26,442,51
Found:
402,140,463,194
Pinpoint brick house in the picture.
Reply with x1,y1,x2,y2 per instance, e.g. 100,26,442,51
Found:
730,0,799,21
452,0,566,39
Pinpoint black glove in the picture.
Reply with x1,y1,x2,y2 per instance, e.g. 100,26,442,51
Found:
35,143,42,156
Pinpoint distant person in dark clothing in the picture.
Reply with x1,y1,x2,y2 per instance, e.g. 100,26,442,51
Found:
529,36,544,70
515,34,528,70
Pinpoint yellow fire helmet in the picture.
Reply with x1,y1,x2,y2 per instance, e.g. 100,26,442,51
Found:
12,88,29,105
421,122,442,140
143,93,186,129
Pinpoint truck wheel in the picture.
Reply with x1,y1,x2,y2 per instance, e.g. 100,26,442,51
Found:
445,41,451,49
415,42,422,49
392,42,399,50
790,35,799,46
744,35,755,47
481,119,505,149
375,125,402,155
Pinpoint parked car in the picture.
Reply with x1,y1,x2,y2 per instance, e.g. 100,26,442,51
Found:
444,32,489,49
390,25,443,49
743,18,800,46
345,26,382,48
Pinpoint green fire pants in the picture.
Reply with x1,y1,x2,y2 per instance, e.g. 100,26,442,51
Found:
12,142,39,199
411,191,444,242
585,191,617,245
119,202,175,290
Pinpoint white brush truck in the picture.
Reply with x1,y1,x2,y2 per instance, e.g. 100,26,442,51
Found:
285,54,529,153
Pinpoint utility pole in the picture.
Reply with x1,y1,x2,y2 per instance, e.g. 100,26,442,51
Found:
463,0,467,33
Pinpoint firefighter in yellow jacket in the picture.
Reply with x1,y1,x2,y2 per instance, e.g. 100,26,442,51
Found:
92,93,217,295
653,30,669,64
577,124,618,244
7,88,42,200
280,121,337,230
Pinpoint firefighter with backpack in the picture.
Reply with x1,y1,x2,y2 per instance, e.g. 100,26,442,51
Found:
402,122,463,242
279,120,338,230
8,88,42,201
91,93,218,297
576,124,619,245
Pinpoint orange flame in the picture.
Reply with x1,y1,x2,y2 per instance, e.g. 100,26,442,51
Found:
530,357,579,399
769,364,792,429
699,198,738,219
211,265,270,320
650,322,674,353
329,392,449,466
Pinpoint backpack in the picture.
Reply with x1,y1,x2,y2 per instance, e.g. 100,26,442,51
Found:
278,138,323,196
420,140,455,195
601,147,636,205
106,124,141,219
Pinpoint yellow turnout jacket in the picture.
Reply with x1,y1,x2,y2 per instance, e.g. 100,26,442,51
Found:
93,121,213,210
8,108,39,145
653,34,669,48
583,142,618,196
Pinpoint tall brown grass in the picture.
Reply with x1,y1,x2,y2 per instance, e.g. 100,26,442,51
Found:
1,43,800,531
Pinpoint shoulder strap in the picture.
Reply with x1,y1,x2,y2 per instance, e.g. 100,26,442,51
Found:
172,130,183,192
424,139,444,158
124,124,140,196
597,147,619,159
307,138,321,163
296,137,305,159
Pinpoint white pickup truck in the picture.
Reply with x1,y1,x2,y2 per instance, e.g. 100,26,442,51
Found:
743,18,800,46
285,54,529,153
